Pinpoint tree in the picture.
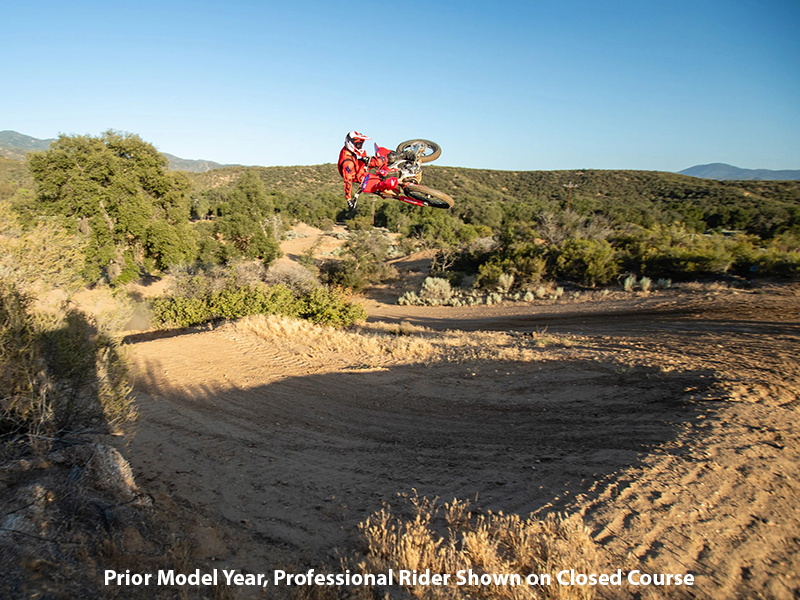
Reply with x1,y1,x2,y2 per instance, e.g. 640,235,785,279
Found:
26,130,197,284
211,171,282,264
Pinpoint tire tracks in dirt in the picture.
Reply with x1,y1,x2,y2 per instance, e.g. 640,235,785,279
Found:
122,286,800,598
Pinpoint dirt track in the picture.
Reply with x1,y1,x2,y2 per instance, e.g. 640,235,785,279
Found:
124,284,800,599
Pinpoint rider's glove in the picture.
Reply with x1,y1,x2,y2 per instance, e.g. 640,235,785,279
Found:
358,154,371,165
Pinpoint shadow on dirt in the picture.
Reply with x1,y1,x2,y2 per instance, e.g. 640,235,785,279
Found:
126,353,718,570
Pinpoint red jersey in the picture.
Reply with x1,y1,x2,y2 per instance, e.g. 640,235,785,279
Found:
338,147,387,200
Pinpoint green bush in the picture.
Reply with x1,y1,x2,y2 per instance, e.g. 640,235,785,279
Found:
150,280,365,329
319,258,367,292
475,262,505,292
733,247,800,278
150,295,212,328
319,230,397,292
555,238,620,286
300,286,367,326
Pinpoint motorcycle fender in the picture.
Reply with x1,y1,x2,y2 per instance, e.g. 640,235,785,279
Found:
374,144,391,157
377,177,398,192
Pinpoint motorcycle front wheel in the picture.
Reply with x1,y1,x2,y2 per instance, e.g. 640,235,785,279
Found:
396,139,442,163
404,184,454,209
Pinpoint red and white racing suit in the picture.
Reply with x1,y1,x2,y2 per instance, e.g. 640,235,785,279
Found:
337,147,388,202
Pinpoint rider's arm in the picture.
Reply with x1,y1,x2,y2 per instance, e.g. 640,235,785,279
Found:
368,154,387,169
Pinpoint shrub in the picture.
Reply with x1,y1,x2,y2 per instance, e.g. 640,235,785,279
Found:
617,224,738,280
150,280,365,329
732,245,800,278
497,272,515,294
397,291,420,306
640,276,653,292
1,280,134,446
556,238,620,286
475,261,505,292
419,277,454,304
358,494,601,600
319,229,397,292
319,258,367,292
264,262,319,295
623,274,637,292
300,286,367,327
150,295,212,328
0,208,87,294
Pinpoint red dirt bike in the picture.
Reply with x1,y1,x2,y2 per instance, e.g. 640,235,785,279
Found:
351,139,455,210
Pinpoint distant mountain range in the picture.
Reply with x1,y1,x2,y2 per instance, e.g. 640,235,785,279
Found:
0,130,54,159
678,163,800,181
0,130,236,173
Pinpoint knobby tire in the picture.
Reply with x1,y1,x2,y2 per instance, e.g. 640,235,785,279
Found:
404,184,454,209
395,139,442,163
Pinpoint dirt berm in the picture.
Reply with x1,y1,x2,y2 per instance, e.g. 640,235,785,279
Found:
119,282,800,599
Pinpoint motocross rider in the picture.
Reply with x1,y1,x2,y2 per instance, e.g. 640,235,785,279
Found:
338,131,413,210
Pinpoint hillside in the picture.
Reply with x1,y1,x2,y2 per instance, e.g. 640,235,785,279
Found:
161,152,236,173
0,130,231,172
680,163,800,181
186,163,800,237
0,130,54,159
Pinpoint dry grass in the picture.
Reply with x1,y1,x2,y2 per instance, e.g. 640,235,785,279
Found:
355,493,602,600
1,281,135,453
234,314,568,369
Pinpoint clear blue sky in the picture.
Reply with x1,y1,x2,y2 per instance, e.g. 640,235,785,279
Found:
2,0,799,171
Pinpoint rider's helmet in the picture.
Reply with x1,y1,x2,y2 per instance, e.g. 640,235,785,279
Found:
345,131,371,158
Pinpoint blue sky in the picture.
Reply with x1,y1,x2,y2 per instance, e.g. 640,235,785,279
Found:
2,0,799,171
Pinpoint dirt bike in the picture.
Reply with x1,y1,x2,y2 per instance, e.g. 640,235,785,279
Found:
351,139,455,211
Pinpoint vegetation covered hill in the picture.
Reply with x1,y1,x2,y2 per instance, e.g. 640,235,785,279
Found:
2,131,799,294
0,130,54,159
185,163,800,239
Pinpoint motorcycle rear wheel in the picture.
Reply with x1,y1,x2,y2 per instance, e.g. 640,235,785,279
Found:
396,139,442,163
404,184,454,209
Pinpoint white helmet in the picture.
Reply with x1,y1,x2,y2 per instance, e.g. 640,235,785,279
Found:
345,131,371,157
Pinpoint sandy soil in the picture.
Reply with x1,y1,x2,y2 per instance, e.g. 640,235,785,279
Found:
109,225,800,599
119,279,800,600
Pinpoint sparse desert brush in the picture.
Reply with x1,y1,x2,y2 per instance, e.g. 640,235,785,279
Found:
420,277,454,305
356,493,601,600
0,203,87,296
265,261,320,295
234,314,439,364
234,314,565,368
0,279,134,451
622,274,637,292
